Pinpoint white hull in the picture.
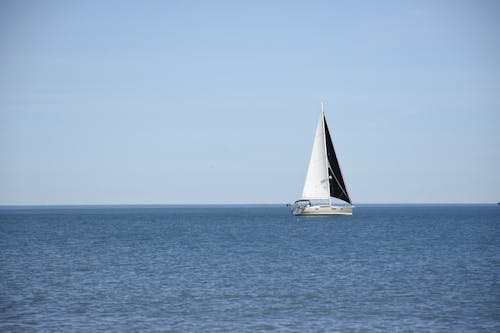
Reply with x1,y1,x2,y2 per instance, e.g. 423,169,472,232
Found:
292,205,352,216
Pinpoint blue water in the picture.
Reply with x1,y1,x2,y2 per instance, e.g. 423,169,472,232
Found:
1,205,499,332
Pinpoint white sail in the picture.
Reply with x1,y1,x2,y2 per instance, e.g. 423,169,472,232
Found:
301,110,330,200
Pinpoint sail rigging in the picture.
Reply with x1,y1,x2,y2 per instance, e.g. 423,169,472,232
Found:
301,107,351,204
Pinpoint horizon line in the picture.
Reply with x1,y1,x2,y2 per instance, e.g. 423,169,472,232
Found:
0,202,498,209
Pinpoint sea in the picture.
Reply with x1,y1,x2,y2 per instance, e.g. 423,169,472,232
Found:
0,204,499,332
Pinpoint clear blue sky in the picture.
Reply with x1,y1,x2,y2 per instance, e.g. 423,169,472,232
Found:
1,0,499,204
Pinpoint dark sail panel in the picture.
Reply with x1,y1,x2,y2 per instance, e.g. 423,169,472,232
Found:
323,116,351,204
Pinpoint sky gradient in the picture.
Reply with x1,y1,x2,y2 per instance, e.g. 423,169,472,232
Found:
1,0,499,204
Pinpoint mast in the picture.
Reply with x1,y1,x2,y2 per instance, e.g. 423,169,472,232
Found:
321,102,332,206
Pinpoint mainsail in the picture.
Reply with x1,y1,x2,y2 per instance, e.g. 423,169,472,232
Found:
301,105,351,204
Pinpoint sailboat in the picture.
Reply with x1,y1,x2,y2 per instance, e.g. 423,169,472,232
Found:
291,103,353,216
